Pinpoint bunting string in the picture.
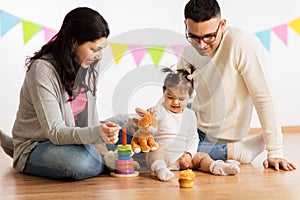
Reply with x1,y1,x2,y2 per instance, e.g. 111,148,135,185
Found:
1,9,300,65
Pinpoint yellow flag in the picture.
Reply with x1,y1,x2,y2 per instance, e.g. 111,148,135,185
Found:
109,42,129,65
288,18,300,35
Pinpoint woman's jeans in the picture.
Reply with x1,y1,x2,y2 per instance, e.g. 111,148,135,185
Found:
197,129,228,161
23,141,104,180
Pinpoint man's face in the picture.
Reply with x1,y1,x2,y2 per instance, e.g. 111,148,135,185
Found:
185,18,226,56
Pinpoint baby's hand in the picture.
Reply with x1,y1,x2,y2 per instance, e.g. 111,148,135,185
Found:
179,152,193,169
147,107,157,118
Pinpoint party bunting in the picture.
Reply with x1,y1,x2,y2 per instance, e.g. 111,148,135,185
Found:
255,30,271,51
148,45,165,66
0,9,299,62
272,24,288,45
109,42,129,65
0,10,21,36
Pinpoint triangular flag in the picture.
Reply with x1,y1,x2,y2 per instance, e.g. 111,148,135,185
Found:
170,44,185,58
43,27,57,43
109,42,129,65
22,19,42,44
272,24,288,45
0,10,21,36
255,30,271,51
129,45,147,66
288,18,300,35
148,45,165,66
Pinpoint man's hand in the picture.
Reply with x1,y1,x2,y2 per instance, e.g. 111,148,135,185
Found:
263,158,296,171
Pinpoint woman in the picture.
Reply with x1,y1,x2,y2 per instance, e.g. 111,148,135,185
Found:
1,7,119,180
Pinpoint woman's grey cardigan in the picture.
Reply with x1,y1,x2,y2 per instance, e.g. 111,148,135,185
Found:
12,54,104,172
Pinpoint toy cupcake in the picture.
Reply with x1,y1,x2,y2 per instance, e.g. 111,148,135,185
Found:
178,169,195,188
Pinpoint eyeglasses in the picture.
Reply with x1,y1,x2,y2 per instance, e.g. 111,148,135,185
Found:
185,21,222,44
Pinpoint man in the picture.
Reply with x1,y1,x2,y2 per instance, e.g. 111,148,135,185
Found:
177,0,296,171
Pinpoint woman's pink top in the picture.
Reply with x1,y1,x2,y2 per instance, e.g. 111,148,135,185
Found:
69,88,88,121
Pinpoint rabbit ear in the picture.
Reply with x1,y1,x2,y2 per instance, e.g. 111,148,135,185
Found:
135,107,147,117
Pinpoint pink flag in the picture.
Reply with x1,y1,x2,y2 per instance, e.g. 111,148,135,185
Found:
129,45,147,66
272,24,288,45
170,44,185,58
43,27,57,43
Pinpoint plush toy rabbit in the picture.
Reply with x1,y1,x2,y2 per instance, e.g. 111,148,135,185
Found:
131,107,159,153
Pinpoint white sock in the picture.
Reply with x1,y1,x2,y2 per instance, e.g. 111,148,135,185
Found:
151,160,174,181
225,160,241,165
234,134,265,163
209,160,240,176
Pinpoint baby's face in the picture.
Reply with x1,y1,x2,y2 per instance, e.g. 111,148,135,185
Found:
163,87,190,114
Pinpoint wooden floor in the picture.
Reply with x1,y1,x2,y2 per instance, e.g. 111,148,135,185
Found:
1,133,300,200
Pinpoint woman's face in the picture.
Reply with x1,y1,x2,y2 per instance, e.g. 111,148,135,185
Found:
74,37,108,68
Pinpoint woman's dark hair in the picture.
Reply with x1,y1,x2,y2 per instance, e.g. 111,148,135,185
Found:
184,0,221,22
25,7,110,98
161,67,194,97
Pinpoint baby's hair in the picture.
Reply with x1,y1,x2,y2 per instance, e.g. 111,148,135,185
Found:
161,67,194,96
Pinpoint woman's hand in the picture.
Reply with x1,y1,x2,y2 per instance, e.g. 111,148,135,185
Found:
100,122,120,144
122,118,139,135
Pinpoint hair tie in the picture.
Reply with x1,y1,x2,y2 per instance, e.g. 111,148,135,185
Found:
187,74,193,80
171,70,178,74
